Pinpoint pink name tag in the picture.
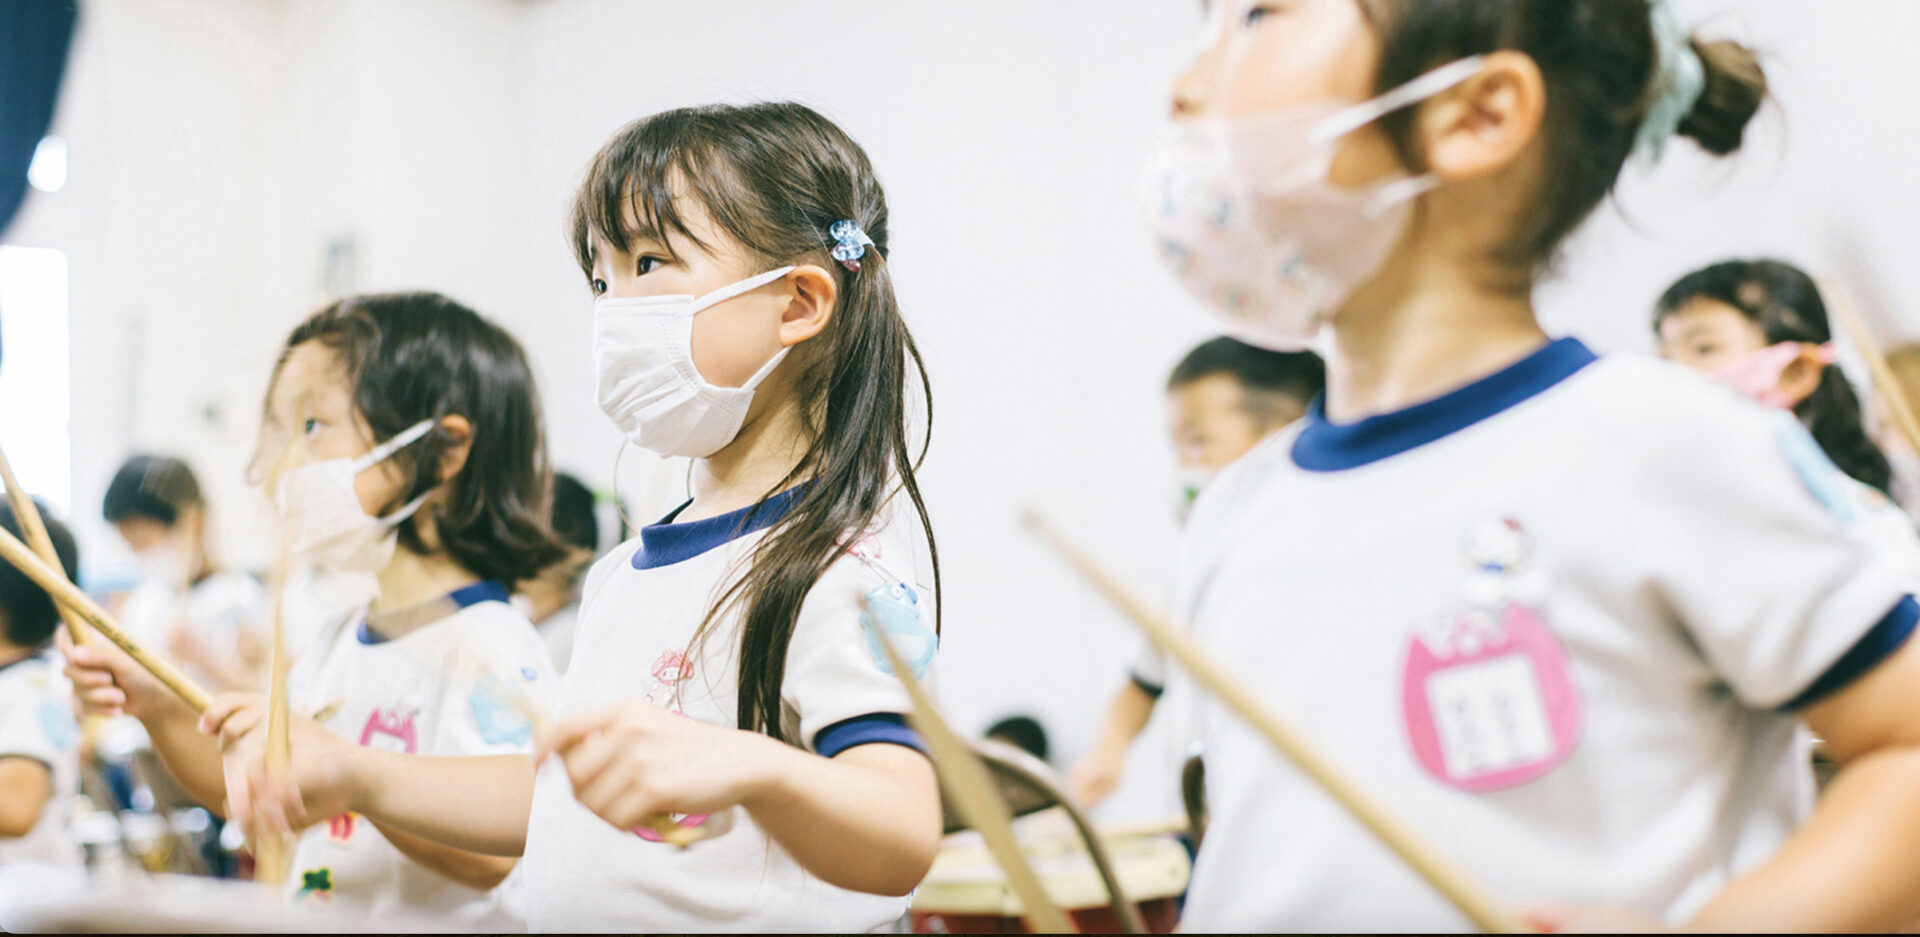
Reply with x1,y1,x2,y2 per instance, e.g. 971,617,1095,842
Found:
1401,604,1580,791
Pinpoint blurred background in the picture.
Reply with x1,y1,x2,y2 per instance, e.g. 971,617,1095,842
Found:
3,0,1919,824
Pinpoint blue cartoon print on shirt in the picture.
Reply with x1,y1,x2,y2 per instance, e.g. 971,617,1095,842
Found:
469,675,534,746
1771,409,1861,526
39,700,78,751
860,582,936,679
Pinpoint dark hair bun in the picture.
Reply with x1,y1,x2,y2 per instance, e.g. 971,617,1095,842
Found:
1677,38,1768,155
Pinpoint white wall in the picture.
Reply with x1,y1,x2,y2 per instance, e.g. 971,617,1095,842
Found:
8,0,1918,821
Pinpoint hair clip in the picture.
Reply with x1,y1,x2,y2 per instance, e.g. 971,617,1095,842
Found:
828,219,875,273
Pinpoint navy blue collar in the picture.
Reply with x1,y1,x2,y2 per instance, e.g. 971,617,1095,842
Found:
1292,337,1598,472
357,580,511,645
633,486,805,570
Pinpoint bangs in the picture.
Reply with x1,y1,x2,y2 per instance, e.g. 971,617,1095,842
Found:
569,112,742,279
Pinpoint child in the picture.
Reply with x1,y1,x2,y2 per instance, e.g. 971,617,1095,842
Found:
0,499,81,866
202,102,943,933
1144,0,1920,930
104,454,269,692
1069,338,1324,807
65,293,567,928
513,471,598,673
1654,259,1895,495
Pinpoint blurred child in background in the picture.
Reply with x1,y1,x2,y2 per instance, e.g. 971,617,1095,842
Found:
0,499,81,866
1068,338,1323,808
104,455,267,692
514,472,598,673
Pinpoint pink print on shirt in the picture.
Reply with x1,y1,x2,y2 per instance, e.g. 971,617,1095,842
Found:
633,653,716,842
1401,516,1582,792
358,708,419,755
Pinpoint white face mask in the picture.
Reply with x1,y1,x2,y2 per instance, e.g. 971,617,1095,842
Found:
272,418,435,574
134,542,191,588
593,267,796,459
1142,57,1484,349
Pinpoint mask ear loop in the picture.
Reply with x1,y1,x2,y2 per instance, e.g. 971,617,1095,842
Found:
1308,55,1489,147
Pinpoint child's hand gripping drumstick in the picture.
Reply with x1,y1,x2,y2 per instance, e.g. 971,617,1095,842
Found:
0,524,214,712
466,648,705,850
1020,509,1532,935
0,442,94,644
859,591,1077,935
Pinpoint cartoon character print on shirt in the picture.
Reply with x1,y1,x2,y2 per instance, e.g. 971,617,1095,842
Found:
469,673,536,747
39,700,78,752
1400,516,1582,792
296,867,334,903
320,709,421,843
842,530,937,678
629,647,723,843
1772,409,1870,526
359,708,419,753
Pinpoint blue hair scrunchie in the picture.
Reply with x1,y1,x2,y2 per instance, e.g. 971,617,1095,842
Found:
828,219,875,273
1634,0,1708,165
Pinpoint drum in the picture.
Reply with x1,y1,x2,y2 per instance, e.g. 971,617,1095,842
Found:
0,864,452,933
910,822,1191,934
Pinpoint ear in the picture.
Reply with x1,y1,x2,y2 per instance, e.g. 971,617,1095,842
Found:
778,264,839,348
435,414,475,485
1777,349,1827,407
1418,51,1547,182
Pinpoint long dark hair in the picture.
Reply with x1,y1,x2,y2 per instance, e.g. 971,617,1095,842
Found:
259,292,569,586
1655,259,1894,495
571,102,938,745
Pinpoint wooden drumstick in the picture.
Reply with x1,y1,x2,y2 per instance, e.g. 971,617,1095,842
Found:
861,594,1076,935
0,525,214,713
0,442,93,644
253,530,295,885
1020,510,1530,935
1824,275,1920,459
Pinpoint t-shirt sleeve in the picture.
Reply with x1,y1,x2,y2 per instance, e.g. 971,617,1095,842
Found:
782,547,932,759
0,667,76,770
1127,638,1168,698
1649,406,1920,708
438,608,563,755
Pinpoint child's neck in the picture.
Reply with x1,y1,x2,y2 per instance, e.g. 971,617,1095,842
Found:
373,545,481,613
1326,251,1547,423
682,394,811,524
0,641,32,668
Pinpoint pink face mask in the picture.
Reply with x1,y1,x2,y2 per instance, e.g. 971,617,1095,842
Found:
1712,341,1835,409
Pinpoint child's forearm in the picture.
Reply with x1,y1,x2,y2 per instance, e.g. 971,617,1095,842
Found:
141,702,229,813
1092,681,1158,760
371,819,519,890
0,759,52,836
741,742,941,897
346,749,534,857
1690,744,1920,931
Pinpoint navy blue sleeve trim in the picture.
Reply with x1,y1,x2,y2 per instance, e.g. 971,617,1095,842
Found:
1785,595,1919,710
1129,672,1165,700
813,713,929,758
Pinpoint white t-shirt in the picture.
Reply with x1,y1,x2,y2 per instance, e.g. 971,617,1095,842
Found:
118,570,267,691
0,653,81,866
540,604,578,675
286,582,556,930
523,488,935,933
1173,339,1920,932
